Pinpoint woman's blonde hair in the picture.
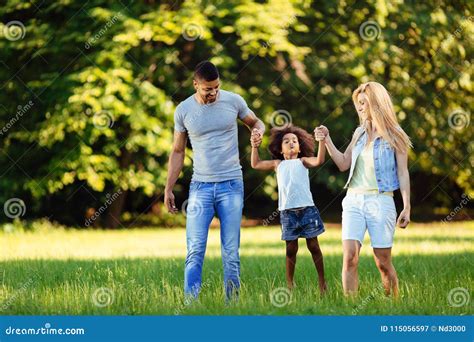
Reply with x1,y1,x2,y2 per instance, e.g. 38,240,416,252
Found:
352,82,412,152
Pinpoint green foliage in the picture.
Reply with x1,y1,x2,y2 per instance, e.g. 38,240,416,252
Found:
0,0,472,226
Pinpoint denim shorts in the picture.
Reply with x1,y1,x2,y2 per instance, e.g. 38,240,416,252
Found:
280,206,325,241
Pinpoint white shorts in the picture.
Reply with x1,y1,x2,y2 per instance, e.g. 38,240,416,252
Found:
341,193,397,248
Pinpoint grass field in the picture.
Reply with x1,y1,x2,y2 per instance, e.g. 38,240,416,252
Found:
1,222,473,315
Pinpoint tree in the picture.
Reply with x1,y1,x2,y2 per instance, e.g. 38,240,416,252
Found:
0,0,471,226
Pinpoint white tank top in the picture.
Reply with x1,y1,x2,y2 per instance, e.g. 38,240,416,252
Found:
276,159,315,211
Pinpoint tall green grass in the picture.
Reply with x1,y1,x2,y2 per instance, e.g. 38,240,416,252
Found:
1,222,472,315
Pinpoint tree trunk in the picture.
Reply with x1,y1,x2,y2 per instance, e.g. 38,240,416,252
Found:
104,189,128,229
104,147,132,228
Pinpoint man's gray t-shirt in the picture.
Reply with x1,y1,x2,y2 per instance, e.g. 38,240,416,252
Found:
174,90,252,182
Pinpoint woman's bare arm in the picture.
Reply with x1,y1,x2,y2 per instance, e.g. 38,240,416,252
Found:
321,126,361,172
396,148,411,228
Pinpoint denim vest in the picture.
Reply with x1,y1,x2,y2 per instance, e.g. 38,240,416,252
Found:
344,129,400,192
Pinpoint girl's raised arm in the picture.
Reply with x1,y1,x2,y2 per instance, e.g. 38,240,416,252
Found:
301,140,326,168
251,147,279,171
250,132,280,171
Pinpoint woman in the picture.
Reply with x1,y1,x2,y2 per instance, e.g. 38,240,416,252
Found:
316,82,412,297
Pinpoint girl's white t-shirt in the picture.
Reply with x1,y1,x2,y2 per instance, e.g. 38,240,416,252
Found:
276,159,315,211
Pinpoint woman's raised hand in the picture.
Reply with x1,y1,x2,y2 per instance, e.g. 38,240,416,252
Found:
314,125,329,141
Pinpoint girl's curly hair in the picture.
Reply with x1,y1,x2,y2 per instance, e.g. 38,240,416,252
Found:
268,125,315,160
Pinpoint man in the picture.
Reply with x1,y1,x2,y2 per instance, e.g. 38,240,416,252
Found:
164,61,265,302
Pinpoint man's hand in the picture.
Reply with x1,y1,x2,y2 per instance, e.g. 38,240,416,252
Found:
251,128,263,148
253,127,264,138
164,190,178,214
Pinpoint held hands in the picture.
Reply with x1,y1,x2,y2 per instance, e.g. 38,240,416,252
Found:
252,125,327,146
314,125,329,142
251,128,263,148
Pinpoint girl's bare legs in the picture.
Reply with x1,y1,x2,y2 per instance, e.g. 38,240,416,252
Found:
306,237,327,294
285,240,298,289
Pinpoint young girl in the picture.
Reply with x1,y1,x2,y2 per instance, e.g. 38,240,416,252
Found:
250,125,328,293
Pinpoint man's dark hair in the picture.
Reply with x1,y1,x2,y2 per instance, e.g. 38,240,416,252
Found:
194,61,219,81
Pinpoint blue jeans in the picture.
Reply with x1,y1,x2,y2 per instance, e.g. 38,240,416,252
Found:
184,179,244,301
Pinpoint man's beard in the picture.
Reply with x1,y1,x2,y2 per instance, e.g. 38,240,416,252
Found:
202,93,217,104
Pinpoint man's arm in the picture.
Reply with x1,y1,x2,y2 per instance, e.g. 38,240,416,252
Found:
241,112,265,137
164,130,188,214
